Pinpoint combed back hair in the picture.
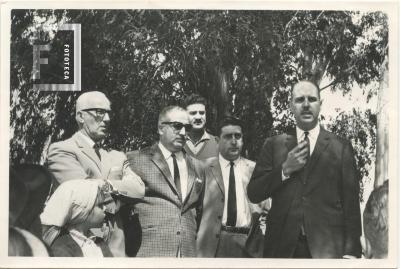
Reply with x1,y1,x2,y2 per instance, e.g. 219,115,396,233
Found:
363,180,388,258
158,106,186,127
217,115,244,136
290,80,321,100
183,94,207,108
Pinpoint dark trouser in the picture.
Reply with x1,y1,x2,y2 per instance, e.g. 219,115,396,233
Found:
215,230,249,258
292,233,312,258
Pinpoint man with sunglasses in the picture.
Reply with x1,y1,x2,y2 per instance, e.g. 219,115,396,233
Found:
46,91,145,257
197,116,267,257
126,106,206,257
183,94,219,160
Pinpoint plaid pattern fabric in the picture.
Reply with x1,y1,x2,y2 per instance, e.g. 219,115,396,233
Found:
126,145,205,257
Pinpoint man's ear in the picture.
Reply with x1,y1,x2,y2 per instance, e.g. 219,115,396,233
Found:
76,111,84,123
158,125,163,136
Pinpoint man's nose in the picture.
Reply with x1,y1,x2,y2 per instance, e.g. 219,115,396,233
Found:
179,126,186,136
302,98,310,108
231,136,237,144
103,113,110,122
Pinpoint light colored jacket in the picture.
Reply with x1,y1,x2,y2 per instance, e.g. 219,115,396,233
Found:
46,132,145,256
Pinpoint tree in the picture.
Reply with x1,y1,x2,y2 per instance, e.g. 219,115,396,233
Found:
10,9,388,200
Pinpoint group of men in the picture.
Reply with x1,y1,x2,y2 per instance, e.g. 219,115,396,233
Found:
44,80,364,258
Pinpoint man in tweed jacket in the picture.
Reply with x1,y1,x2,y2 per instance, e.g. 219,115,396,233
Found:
126,106,205,257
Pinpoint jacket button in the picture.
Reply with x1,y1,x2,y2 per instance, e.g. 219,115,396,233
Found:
221,198,224,202
217,216,222,220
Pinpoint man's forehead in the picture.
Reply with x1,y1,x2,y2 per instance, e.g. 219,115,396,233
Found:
76,92,111,111
186,103,205,111
221,125,242,134
166,109,189,122
86,98,111,109
292,81,319,97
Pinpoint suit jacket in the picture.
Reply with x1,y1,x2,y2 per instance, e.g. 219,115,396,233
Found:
247,127,362,258
196,156,263,257
126,144,206,257
50,230,113,257
46,132,145,257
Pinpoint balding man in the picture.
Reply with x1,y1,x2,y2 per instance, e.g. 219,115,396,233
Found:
247,81,362,258
126,106,206,257
46,91,145,257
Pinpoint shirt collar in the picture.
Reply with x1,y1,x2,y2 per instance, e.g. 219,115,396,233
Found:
78,131,96,148
296,124,320,141
219,154,240,168
186,130,211,142
158,142,183,160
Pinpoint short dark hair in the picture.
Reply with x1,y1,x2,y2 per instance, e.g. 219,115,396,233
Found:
184,94,207,108
363,180,388,258
217,115,244,136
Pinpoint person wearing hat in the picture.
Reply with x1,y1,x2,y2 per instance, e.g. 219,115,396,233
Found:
46,91,145,257
40,180,112,257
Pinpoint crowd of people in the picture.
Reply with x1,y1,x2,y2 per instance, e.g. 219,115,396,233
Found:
9,80,388,259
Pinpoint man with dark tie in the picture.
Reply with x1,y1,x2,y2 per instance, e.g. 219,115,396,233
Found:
183,94,219,160
247,80,362,258
126,106,206,257
46,91,145,257
197,116,265,257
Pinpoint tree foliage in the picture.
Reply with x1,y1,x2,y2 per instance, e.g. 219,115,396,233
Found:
10,10,388,199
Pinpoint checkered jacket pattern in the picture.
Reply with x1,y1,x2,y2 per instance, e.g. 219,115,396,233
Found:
126,144,206,257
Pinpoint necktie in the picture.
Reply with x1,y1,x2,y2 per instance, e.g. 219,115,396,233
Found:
226,161,237,227
171,153,181,199
93,143,101,160
304,131,310,160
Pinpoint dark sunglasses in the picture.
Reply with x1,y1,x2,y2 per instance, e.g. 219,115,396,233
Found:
162,121,192,132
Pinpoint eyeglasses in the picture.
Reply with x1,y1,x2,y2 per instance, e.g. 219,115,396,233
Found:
162,121,192,132
81,108,111,120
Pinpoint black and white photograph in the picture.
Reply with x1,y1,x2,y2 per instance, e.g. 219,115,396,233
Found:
1,1,397,268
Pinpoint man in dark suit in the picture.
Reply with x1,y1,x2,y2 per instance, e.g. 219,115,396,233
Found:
126,106,206,257
197,116,267,257
247,80,362,258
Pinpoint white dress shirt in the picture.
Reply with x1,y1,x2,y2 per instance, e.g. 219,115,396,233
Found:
219,155,251,228
296,125,320,156
158,142,189,200
282,125,320,180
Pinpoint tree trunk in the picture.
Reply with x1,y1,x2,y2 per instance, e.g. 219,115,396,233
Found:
374,56,389,188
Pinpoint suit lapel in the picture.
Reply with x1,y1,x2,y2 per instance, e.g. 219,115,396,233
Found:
284,130,298,153
150,145,181,200
305,128,331,174
210,158,225,196
73,133,102,173
182,154,196,205
304,128,331,193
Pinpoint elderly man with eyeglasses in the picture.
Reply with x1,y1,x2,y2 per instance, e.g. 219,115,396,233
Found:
46,91,145,257
125,106,206,257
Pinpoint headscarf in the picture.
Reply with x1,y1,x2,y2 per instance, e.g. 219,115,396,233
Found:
40,180,100,245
